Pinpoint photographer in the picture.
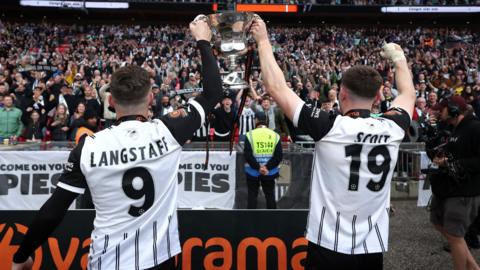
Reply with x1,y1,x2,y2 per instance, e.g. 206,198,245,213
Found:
429,96,480,270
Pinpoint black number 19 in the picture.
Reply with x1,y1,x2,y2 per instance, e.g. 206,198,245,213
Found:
345,144,391,192
122,167,155,217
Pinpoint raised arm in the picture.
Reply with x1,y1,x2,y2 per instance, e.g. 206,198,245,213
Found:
191,16,222,111
382,43,416,118
98,83,109,100
160,15,223,145
250,19,302,122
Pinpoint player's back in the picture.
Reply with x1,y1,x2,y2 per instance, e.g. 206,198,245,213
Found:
80,119,182,269
313,114,404,213
299,108,409,255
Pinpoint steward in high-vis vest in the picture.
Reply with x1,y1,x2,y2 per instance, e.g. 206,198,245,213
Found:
244,122,283,209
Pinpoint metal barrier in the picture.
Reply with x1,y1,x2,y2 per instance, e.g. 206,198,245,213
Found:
394,143,425,181
0,140,316,152
391,143,426,197
1,141,426,206
0,141,425,182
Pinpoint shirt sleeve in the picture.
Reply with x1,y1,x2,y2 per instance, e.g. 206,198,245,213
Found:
13,187,78,263
195,40,223,111
160,40,222,146
56,135,88,194
380,107,411,131
293,101,337,141
160,99,205,146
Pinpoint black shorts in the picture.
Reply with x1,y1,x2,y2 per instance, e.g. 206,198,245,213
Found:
305,242,383,270
430,195,480,237
144,257,176,270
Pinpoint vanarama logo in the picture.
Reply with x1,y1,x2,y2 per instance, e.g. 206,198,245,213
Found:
181,236,308,270
1,223,307,270
0,223,43,269
0,223,91,270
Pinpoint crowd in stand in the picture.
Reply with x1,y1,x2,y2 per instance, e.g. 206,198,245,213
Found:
0,21,478,143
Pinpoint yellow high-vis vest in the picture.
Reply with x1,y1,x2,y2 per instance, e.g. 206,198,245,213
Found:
245,127,280,176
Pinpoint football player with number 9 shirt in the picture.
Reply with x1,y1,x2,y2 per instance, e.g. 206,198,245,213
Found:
12,16,221,270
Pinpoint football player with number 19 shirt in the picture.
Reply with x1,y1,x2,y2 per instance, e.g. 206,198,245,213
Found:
250,18,416,270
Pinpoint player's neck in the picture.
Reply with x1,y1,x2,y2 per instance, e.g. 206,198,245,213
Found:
340,103,372,115
115,107,148,119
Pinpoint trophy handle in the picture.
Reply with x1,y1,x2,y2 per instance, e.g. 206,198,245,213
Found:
245,13,260,42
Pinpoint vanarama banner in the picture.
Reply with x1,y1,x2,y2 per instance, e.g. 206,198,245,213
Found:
0,210,309,270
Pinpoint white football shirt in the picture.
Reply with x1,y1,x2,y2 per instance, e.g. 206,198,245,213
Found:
239,107,256,136
293,101,410,255
57,99,206,269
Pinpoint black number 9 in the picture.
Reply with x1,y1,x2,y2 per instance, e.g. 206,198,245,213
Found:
366,145,391,192
122,167,155,217
345,144,391,192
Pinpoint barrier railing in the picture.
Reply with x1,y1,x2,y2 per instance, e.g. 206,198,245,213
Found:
0,141,425,182
0,141,426,207
394,143,425,181
0,140,318,152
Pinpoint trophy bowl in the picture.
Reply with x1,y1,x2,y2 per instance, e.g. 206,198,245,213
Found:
207,12,256,91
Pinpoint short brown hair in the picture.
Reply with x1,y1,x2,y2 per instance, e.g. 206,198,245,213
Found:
110,65,151,106
341,65,383,99
261,95,271,102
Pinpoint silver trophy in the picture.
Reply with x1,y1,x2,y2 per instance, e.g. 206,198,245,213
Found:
206,12,257,91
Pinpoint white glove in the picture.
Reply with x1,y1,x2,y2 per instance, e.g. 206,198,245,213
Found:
381,43,406,63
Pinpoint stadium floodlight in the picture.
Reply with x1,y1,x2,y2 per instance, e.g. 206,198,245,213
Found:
19,0,129,9
381,6,480,13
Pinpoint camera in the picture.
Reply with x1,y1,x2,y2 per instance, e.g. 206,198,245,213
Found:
422,122,467,183
423,121,451,160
